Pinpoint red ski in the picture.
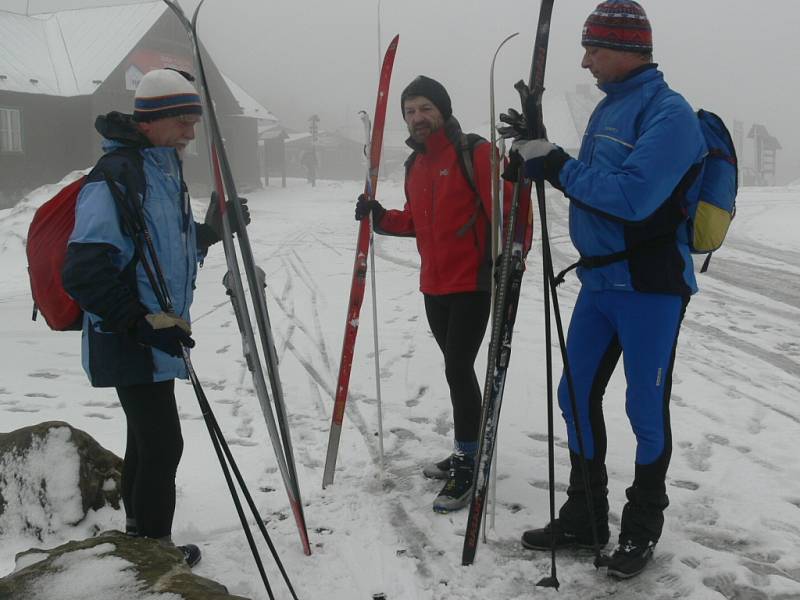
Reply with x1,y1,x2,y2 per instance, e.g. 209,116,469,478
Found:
323,35,399,487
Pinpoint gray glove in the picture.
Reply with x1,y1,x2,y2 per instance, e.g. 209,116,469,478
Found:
134,312,195,357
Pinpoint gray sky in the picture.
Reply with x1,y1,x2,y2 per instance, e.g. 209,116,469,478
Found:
192,0,797,182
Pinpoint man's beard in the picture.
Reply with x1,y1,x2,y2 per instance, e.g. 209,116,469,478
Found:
409,123,434,143
175,140,191,158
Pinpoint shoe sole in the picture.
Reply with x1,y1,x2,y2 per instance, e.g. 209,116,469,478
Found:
521,539,601,551
432,503,468,514
422,469,449,480
606,563,647,579
432,492,472,513
605,553,652,579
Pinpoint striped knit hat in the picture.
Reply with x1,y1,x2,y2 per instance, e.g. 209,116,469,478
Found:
133,68,203,123
582,0,653,54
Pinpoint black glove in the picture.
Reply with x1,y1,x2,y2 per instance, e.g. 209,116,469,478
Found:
204,192,251,238
497,107,529,140
498,105,533,183
134,313,195,357
354,194,386,222
501,150,524,183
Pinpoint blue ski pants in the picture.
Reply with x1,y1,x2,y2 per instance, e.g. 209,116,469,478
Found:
558,288,687,469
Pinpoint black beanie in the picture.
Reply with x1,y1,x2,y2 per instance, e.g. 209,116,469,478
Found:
400,75,452,121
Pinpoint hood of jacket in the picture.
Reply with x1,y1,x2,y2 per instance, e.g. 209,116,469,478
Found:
94,111,151,148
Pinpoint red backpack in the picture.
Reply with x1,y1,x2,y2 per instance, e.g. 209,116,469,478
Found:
26,175,88,330
26,146,144,331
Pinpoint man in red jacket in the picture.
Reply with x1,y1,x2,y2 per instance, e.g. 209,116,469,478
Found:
356,75,522,512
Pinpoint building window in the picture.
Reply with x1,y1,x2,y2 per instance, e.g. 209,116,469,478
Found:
0,107,23,153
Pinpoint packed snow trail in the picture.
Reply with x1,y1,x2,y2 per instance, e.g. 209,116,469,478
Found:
1,178,799,598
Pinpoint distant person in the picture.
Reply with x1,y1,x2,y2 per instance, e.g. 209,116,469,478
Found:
301,148,317,186
62,68,249,567
355,76,530,513
507,0,706,578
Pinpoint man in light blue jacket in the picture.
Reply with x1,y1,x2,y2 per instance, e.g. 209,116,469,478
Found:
62,68,247,567
508,1,706,579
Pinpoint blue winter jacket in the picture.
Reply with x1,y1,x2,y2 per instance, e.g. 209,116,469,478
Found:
559,65,706,296
63,121,205,388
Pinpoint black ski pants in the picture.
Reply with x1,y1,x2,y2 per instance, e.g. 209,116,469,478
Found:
117,379,184,539
424,291,491,444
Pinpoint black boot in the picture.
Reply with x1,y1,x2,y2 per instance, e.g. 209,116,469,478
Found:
605,482,668,578
605,538,655,579
522,453,610,551
432,454,474,513
521,518,606,550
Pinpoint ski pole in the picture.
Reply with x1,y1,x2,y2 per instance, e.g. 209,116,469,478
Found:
104,173,297,599
515,0,605,587
360,110,386,472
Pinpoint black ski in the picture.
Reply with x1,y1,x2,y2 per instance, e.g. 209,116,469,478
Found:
462,0,555,567
162,0,311,556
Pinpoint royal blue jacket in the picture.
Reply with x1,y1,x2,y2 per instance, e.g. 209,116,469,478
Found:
559,65,706,296
63,114,206,388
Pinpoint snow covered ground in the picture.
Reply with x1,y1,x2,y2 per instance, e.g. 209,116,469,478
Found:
1,174,799,599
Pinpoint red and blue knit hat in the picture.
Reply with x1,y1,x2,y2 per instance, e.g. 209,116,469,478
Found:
133,68,203,123
582,0,653,54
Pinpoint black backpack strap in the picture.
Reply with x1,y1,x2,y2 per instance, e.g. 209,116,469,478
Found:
554,232,678,286
90,146,146,207
454,132,489,237
403,150,418,205
91,147,148,290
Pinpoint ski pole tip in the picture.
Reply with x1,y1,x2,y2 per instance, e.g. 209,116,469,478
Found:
535,576,559,590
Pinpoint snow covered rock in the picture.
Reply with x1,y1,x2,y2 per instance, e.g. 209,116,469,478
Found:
0,530,249,599
0,421,122,539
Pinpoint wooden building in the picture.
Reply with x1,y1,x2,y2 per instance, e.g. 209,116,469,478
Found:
0,3,273,206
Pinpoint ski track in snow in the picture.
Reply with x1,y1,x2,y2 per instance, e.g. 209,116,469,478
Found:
2,180,799,599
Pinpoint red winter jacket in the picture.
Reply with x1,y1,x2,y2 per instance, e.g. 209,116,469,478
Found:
376,121,530,296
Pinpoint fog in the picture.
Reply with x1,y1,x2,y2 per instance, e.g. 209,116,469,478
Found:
184,0,799,184
9,0,799,183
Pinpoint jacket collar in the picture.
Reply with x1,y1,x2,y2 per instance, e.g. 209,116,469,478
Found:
95,111,150,148
97,111,182,175
599,63,661,96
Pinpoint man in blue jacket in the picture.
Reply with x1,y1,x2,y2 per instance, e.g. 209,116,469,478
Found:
508,1,705,578
62,68,247,567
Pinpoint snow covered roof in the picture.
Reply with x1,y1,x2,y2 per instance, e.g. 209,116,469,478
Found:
0,2,166,96
221,74,278,123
